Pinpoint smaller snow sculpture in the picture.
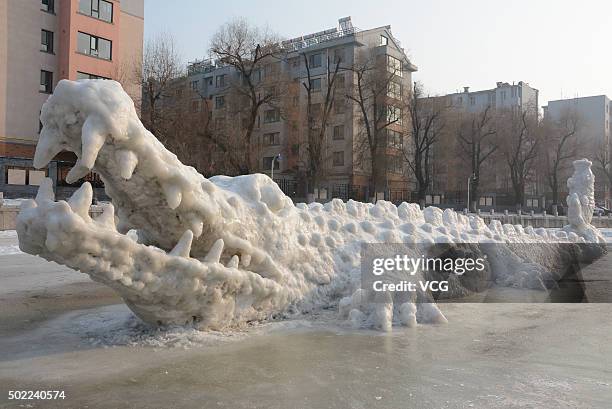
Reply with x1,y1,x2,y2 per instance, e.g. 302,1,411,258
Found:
564,159,604,243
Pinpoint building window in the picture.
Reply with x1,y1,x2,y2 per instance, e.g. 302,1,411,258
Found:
41,0,54,13
77,32,112,60
334,74,345,89
79,0,113,23
481,196,494,206
264,62,280,79
29,170,46,186
76,71,109,80
426,195,442,205
190,80,199,91
333,125,344,140
380,35,388,46
7,168,27,185
334,99,346,114
40,70,53,93
264,109,280,123
41,30,54,53
387,80,402,99
308,53,322,68
469,96,476,105
215,96,225,109
6,167,47,186
214,117,225,130
215,74,226,88
333,48,345,64
333,151,344,166
263,156,280,170
387,155,402,173
387,129,402,148
310,78,322,92
387,55,402,77
191,100,199,113
501,91,506,100
263,132,280,146
386,105,402,125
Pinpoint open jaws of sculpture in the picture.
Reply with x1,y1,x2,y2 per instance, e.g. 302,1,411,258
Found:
16,80,605,331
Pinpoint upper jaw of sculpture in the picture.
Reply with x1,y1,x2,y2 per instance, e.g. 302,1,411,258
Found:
31,80,286,284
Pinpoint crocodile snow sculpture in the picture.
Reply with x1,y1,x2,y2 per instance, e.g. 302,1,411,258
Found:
16,80,606,331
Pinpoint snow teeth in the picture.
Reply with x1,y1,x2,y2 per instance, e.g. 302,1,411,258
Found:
126,229,139,242
188,217,203,238
170,230,193,258
115,149,138,179
162,182,182,210
35,177,55,204
33,128,63,169
65,162,91,184
68,182,93,218
204,239,224,263
80,117,106,169
227,255,239,268
96,203,116,230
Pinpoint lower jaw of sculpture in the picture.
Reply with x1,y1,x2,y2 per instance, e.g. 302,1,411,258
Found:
16,179,293,330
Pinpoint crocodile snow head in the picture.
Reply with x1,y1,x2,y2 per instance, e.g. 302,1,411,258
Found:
16,80,606,331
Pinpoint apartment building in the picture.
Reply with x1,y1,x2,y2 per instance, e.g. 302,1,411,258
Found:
428,81,542,210
0,0,144,199
184,17,417,202
543,95,611,207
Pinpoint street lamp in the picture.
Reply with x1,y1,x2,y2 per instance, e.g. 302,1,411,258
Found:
271,153,281,180
466,173,475,213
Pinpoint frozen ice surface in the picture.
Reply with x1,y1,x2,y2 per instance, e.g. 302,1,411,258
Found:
15,79,607,332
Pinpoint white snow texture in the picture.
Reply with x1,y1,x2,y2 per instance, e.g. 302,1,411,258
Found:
16,79,605,331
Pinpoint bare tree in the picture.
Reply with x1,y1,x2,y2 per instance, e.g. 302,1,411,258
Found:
139,33,182,137
500,110,539,209
403,82,447,205
347,49,404,200
594,145,612,201
209,18,282,174
540,110,578,208
457,106,497,211
150,78,221,174
301,52,342,200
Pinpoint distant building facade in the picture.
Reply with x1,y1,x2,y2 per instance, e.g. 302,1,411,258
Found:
180,17,417,202
543,95,611,207
445,81,539,115
0,0,144,199
427,81,543,211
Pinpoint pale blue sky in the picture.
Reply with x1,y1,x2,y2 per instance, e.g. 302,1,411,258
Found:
144,0,612,106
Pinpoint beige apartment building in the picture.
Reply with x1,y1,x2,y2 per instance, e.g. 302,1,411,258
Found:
0,0,143,199
543,95,611,207
182,17,417,202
